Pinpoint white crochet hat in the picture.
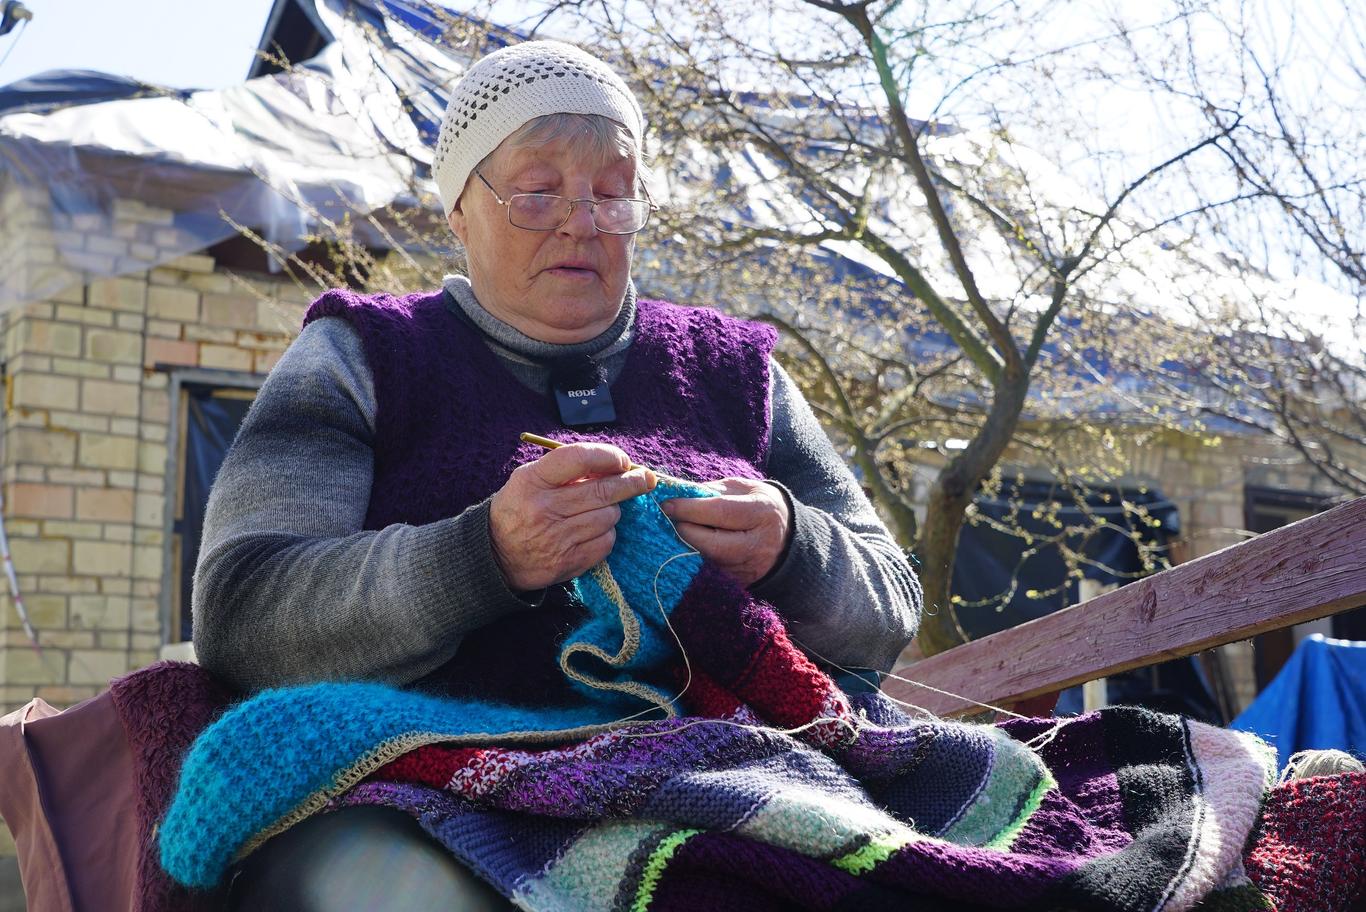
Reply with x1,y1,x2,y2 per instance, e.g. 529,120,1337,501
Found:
433,40,646,216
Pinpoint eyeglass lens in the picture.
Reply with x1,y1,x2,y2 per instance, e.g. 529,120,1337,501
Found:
509,194,650,233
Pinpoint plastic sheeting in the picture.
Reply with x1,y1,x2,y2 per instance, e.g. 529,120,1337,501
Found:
0,0,461,308
1232,634,1366,769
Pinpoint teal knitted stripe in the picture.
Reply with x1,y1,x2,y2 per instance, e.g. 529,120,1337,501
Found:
160,683,660,888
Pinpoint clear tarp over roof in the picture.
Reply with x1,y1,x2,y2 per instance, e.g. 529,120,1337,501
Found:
0,0,478,308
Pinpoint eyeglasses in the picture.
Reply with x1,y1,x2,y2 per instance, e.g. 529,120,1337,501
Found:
474,171,658,235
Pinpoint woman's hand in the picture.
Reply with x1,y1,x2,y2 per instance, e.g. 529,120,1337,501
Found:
660,478,792,587
489,442,657,591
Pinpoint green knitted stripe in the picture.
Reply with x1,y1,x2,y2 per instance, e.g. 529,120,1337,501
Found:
631,828,702,912
942,730,1051,847
985,766,1056,851
831,830,915,875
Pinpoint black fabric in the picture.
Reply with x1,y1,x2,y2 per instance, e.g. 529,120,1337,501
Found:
951,480,1179,636
950,480,1222,724
179,387,253,641
226,805,515,911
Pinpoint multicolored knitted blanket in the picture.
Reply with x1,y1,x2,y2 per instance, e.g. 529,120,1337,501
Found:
158,482,1364,910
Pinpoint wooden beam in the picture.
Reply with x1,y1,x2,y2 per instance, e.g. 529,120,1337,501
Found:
886,496,1366,716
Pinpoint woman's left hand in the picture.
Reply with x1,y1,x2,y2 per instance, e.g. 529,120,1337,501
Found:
660,478,792,587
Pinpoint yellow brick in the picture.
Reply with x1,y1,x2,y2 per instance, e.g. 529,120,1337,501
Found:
147,285,200,322
78,433,138,470
73,540,132,576
37,576,99,594
131,599,160,631
104,578,135,596
98,631,130,649
49,411,111,433
112,199,174,225
67,650,128,685
76,487,135,522
258,299,307,333
81,379,141,417
141,388,170,423
6,482,74,519
105,525,134,543
184,325,237,344
200,293,256,329
134,492,164,528
132,527,163,545
115,313,145,332
57,304,114,326
84,329,143,364
138,441,168,474
41,520,103,539
146,318,182,338
46,468,106,487
132,545,162,580
27,630,95,649
11,373,79,411
51,356,112,379
70,594,130,630
19,319,81,357
87,277,146,313
0,647,66,685
9,427,77,466
199,344,253,371
1,594,65,629
162,253,214,273
185,272,232,293
8,538,70,574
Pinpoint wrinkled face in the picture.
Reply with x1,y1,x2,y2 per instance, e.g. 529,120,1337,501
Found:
447,133,637,344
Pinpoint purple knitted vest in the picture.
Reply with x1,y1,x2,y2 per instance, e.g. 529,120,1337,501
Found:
303,287,776,703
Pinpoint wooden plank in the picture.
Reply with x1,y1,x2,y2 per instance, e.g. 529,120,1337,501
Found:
886,496,1366,716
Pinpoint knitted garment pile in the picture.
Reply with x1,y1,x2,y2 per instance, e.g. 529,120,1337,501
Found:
152,483,1366,911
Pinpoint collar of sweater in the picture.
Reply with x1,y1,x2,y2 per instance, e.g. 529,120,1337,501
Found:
442,274,636,367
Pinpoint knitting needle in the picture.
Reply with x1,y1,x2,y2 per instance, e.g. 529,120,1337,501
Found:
519,432,685,486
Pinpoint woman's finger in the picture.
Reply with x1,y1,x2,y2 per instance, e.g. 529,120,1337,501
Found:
551,467,656,516
662,493,764,531
528,442,635,487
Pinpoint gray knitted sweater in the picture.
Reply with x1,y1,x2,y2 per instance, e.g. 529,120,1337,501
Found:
192,277,920,693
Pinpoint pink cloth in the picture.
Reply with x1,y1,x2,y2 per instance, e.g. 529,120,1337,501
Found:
0,662,232,912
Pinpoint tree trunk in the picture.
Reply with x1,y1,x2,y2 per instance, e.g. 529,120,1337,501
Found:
911,368,1031,658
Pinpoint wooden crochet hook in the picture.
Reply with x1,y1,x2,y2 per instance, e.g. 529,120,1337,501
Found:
519,432,686,486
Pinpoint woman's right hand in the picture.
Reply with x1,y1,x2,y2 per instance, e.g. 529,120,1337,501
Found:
488,442,657,591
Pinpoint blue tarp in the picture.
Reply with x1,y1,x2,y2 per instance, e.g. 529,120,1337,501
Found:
1232,634,1366,769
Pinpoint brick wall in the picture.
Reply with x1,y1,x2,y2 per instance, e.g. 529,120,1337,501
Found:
0,197,307,714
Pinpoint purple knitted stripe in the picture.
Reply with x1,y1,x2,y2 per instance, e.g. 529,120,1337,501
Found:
483,718,776,819
648,832,881,911
107,662,234,912
868,840,1076,905
301,287,777,706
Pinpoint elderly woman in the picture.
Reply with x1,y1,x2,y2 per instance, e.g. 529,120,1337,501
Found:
194,40,919,911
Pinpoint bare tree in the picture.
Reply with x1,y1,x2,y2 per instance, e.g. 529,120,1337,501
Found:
226,0,1364,659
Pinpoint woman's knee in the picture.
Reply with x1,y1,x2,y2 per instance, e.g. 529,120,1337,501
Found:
226,805,514,911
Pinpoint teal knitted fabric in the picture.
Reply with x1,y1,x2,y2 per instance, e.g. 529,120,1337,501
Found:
159,480,712,888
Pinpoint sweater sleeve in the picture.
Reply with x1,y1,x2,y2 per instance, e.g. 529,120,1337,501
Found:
750,359,922,674
192,317,538,693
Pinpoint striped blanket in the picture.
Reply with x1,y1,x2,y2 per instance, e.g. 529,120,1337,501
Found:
157,483,1365,910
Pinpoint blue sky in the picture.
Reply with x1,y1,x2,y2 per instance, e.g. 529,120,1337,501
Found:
0,0,278,89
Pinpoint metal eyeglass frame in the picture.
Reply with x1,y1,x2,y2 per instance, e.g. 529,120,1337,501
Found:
474,170,658,235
